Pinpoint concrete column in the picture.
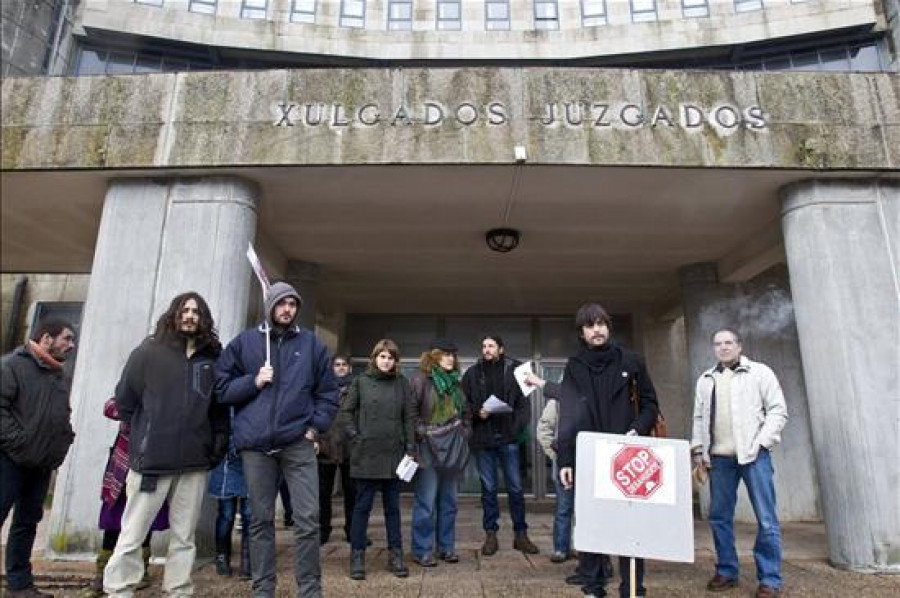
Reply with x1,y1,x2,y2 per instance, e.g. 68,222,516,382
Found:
781,179,899,572
679,263,821,523
285,260,321,330
47,177,259,555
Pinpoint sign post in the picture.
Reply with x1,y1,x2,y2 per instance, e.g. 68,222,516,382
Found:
246,243,272,366
573,432,694,596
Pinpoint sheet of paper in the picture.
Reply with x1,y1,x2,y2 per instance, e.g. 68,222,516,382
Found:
514,361,537,396
396,454,418,482
482,394,513,414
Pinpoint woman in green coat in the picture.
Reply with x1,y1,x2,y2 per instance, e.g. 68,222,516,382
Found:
339,338,417,581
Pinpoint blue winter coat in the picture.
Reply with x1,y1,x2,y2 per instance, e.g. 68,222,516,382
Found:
215,323,339,452
207,443,247,499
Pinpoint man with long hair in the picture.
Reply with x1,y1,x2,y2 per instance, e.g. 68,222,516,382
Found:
1,317,77,598
104,292,229,597
215,282,339,598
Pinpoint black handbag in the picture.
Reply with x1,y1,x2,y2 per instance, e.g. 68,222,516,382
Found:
425,417,470,473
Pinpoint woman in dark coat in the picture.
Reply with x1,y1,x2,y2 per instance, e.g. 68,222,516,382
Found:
339,339,416,580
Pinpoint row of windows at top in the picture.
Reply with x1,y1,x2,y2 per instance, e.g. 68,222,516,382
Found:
134,0,809,30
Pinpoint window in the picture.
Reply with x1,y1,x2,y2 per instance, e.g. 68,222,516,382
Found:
388,0,412,30
437,0,461,30
291,0,316,23
340,0,365,27
134,0,163,5
189,0,216,14
241,0,267,19
534,0,559,30
734,0,762,12
681,0,708,18
581,0,606,26
631,0,656,22
485,0,510,30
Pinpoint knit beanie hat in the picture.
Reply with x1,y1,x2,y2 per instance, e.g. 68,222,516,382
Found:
264,282,302,327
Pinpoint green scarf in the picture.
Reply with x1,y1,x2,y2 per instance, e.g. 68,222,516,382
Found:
430,365,465,422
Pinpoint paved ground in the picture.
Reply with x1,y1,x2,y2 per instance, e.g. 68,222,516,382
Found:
4,497,899,597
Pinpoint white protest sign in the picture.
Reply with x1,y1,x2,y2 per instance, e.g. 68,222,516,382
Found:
573,432,694,563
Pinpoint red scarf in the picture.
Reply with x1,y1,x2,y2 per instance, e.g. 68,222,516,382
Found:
29,340,63,371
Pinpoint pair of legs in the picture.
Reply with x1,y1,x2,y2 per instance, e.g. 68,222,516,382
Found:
576,553,644,598
411,464,460,559
241,441,321,598
551,460,574,555
215,496,251,573
474,443,528,533
318,461,354,542
0,451,53,593
103,470,207,597
709,449,783,590
350,478,402,551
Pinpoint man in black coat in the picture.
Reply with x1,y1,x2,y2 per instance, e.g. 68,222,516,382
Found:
462,334,537,556
103,292,229,597
1,317,77,598
526,303,659,598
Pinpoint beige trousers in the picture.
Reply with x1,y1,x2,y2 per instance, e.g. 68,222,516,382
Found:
103,469,208,597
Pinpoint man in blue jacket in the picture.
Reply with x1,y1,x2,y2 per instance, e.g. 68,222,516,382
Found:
216,282,339,598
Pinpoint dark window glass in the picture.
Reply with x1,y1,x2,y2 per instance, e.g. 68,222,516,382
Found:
75,48,106,75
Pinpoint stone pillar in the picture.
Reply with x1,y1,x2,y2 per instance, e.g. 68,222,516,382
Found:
47,177,259,555
679,262,821,523
285,260,321,330
781,179,899,572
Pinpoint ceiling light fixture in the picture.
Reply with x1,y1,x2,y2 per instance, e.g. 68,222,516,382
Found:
485,227,521,253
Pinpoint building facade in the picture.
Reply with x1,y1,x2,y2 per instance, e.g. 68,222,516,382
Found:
2,0,898,572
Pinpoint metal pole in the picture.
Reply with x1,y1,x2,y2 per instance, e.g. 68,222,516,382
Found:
630,557,636,598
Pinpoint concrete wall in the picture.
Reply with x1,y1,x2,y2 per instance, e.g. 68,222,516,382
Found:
0,273,89,350
76,0,880,61
2,0,78,77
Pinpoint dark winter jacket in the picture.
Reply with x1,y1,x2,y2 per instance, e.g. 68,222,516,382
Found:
0,346,75,470
115,336,229,475
339,371,417,479
547,344,659,470
461,356,530,450
317,373,354,465
215,324,339,452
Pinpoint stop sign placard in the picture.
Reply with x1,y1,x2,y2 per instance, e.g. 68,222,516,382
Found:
611,445,664,499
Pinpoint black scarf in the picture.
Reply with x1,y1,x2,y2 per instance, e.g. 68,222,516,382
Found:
567,341,623,432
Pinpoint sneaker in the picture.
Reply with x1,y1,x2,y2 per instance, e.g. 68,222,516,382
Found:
550,550,569,563
439,551,459,563
706,574,739,592
756,586,781,598
413,554,437,567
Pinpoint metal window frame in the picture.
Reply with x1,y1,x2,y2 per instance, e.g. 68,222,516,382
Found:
340,0,366,28
241,0,267,19
630,0,657,23
734,0,763,12
485,0,510,31
681,0,708,18
290,0,317,22
436,0,462,30
189,0,217,14
581,0,606,26
533,0,559,30
388,0,413,30
134,0,164,6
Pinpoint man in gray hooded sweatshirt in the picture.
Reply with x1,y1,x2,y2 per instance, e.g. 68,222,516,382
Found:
216,282,339,598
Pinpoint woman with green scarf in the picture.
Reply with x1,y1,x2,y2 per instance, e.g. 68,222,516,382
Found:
409,338,472,567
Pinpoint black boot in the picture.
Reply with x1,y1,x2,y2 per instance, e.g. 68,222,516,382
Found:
215,553,232,576
350,549,366,580
238,534,251,580
389,548,409,578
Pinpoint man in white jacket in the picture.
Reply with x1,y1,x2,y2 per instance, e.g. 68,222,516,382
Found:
691,329,788,598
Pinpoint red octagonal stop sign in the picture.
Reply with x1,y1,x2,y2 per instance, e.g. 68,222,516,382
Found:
611,445,664,500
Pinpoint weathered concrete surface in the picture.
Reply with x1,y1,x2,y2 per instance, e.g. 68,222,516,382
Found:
45,177,260,555
8,498,900,597
781,179,900,572
2,68,898,170
679,263,821,524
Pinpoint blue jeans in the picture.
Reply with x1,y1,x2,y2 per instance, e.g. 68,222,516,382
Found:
0,451,52,591
475,444,528,532
709,448,782,589
551,461,574,553
350,478,401,551
215,497,251,551
411,464,460,558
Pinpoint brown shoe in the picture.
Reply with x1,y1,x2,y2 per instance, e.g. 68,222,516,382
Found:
481,531,499,556
706,574,739,591
513,531,539,554
756,585,781,598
